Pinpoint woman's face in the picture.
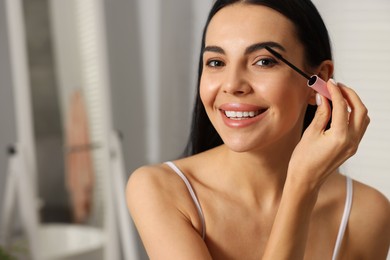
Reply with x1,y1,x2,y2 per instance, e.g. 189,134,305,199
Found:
200,3,315,153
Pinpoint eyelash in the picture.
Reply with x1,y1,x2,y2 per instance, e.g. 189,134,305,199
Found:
205,57,278,68
254,57,278,67
205,59,225,67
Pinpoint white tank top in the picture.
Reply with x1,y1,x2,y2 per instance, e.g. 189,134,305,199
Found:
165,161,353,260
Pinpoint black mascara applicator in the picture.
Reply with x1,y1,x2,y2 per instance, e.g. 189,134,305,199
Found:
265,46,332,100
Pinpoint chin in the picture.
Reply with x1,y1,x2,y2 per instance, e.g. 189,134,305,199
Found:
222,138,259,153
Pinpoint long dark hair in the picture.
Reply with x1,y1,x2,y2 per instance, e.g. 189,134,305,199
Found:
184,0,332,156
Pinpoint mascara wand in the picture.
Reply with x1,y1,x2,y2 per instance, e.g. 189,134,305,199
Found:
265,46,332,100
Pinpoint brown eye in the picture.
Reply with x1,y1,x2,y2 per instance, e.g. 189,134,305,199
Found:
206,60,225,67
255,58,277,67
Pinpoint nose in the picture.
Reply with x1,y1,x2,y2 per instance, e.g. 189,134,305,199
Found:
222,65,252,96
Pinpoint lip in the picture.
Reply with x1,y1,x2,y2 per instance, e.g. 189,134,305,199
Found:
219,103,268,128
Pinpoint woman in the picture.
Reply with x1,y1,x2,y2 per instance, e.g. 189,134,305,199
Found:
127,0,390,259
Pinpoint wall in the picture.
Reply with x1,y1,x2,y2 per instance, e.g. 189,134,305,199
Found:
0,0,17,228
314,0,390,199
103,0,211,172
103,1,147,174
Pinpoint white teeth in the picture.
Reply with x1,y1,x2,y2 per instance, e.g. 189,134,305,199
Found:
224,110,260,119
225,111,235,118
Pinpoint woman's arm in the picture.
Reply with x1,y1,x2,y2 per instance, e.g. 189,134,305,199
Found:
126,166,213,260
263,80,371,259
262,180,319,259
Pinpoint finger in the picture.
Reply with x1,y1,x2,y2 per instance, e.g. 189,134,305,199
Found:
328,80,349,132
337,83,369,135
307,93,331,133
358,115,370,143
364,115,370,135
336,84,370,157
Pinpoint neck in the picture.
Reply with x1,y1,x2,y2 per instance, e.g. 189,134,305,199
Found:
211,131,302,206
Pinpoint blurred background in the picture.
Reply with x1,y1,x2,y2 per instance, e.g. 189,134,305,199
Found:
0,0,389,259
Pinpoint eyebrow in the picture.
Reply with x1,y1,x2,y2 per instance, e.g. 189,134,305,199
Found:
203,41,286,55
245,42,285,55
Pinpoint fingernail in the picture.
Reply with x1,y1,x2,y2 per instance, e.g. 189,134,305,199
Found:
330,78,337,85
316,93,322,106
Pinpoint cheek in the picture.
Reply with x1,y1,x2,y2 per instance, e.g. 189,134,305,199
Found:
269,74,310,101
254,76,295,103
199,76,219,109
262,76,311,118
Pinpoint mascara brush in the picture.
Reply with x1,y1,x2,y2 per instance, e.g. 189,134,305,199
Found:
265,46,332,100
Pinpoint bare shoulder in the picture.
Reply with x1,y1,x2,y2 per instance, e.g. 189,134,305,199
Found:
126,162,211,259
126,163,187,213
348,179,390,259
126,164,170,195
350,180,390,230
126,165,169,225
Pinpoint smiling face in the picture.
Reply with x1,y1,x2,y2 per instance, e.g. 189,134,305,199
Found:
200,3,315,153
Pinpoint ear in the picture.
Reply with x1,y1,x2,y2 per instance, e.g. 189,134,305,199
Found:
317,60,334,81
307,60,334,105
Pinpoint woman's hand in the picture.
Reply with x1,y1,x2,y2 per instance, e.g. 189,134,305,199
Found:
263,80,370,260
288,79,370,190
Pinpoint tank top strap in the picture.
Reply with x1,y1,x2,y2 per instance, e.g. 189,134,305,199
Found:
164,161,206,239
332,176,353,260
